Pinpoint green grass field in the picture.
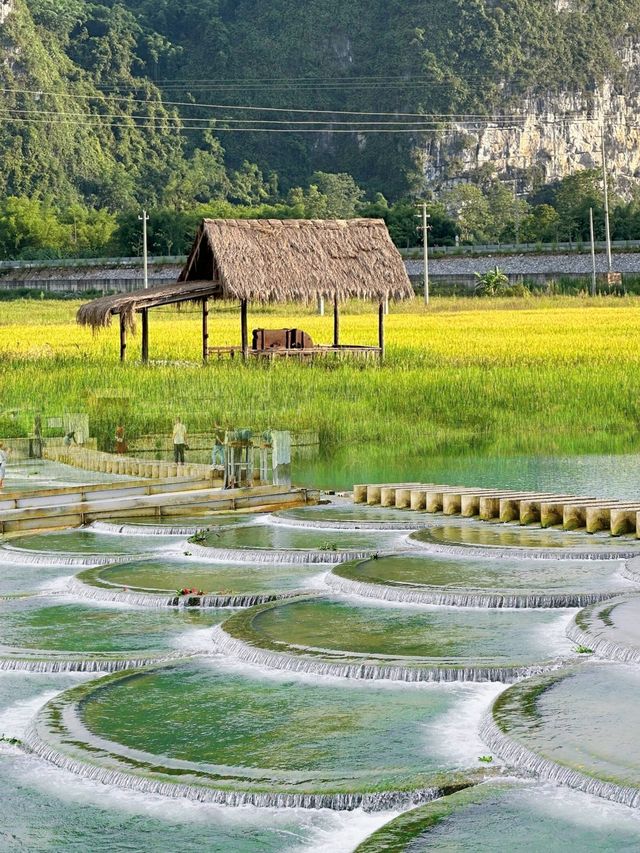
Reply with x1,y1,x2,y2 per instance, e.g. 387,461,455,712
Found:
1,295,639,455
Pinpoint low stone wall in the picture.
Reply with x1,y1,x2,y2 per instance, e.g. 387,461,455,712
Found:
0,437,97,461
43,446,217,481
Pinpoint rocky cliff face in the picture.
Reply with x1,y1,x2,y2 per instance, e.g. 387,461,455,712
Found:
423,39,640,196
0,0,14,25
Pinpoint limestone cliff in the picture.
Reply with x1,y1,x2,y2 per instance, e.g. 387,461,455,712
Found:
423,38,640,196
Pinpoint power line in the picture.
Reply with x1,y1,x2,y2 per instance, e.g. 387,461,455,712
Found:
0,85,608,122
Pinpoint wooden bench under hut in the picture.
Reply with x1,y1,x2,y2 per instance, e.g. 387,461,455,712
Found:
76,218,414,363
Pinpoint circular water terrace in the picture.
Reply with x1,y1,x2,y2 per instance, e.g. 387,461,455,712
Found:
0,595,224,671
26,658,479,809
329,554,636,608
568,595,640,664
410,523,640,559
356,780,640,852
273,504,429,529
481,663,640,808
74,557,321,608
189,523,398,563
217,595,575,682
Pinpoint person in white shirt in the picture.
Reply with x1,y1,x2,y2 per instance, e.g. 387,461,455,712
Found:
0,443,9,488
172,418,187,464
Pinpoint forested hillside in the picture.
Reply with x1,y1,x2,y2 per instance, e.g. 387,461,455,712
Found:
2,0,640,257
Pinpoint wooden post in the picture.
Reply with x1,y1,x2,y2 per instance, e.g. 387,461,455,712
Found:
202,297,209,363
119,314,126,362
378,301,385,363
333,295,340,348
141,308,149,363
240,299,248,360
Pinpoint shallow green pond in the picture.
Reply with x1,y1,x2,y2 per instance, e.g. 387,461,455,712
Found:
411,525,640,552
493,664,640,790
197,525,398,552
0,597,224,654
575,596,640,658
343,554,633,594
243,597,572,665
358,781,640,852
83,558,321,595
276,505,421,524
9,530,180,556
77,658,467,792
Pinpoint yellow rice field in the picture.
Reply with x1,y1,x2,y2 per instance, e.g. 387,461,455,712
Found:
1,295,639,454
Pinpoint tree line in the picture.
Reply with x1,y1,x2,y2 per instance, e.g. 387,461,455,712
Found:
0,168,636,261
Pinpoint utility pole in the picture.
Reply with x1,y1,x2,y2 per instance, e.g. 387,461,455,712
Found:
601,125,613,272
589,207,597,297
421,202,430,306
139,209,150,289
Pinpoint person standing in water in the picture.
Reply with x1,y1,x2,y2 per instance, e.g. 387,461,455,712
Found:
0,443,9,489
172,418,187,465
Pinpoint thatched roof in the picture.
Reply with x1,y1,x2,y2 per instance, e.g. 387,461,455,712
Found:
77,217,413,330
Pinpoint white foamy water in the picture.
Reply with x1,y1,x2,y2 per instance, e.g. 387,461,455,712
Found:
535,609,579,657
0,673,96,741
10,748,394,850
425,682,506,766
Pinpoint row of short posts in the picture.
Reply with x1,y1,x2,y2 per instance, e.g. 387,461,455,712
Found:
354,482,640,537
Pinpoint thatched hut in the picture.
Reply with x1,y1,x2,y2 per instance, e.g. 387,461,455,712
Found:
77,218,414,363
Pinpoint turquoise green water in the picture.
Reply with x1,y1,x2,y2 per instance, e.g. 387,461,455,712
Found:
0,753,341,853
341,554,633,594
575,596,640,656
239,597,571,665
0,560,72,596
198,525,398,551
358,782,640,852
80,558,321,595
494,665,640,789
9,530,180,555
0,675,357,853
411,525,640,552
76,659,464,793
0,597,224,654
276,505,421,524
295,449,640,497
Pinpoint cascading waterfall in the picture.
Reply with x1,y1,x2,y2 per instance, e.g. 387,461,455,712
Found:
211,625,560,684
622,558,640,584
20,721,451,812
0,653,185,674
325,572,618,609
479,713,640,809
0,546,133,568
565,618,640,665
90,520,210,537
183,542,376,565
66,577,312,610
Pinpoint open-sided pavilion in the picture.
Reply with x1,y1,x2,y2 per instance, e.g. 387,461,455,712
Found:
76,218,414,363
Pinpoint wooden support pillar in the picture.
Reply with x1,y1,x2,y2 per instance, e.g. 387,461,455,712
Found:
141,308,149,363
378,301,385,362
119,314,126,362
202,297,209,363
240,299,248,360
333,295,340,348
